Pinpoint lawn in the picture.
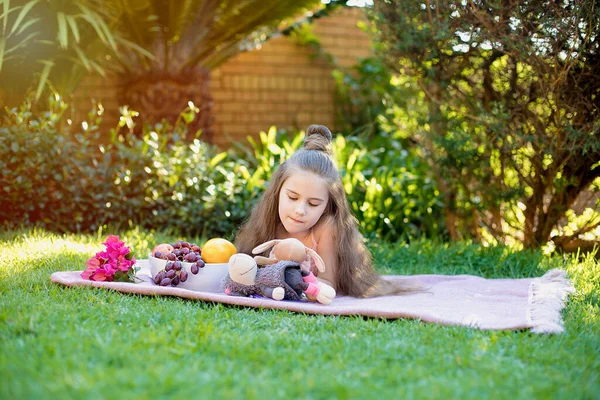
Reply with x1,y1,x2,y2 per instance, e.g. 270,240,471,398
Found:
1,228,598,399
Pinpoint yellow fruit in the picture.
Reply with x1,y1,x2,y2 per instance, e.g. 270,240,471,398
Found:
202,238,237,263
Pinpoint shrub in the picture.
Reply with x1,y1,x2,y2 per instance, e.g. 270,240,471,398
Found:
0,95,107,232
0,96,252,238
238,126,445,241
1,96,444,241
335,133,445,241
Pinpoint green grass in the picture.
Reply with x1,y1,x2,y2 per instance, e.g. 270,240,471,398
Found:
1,228,598,399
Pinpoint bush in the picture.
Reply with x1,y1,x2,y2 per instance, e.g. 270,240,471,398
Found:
238,126,445,241
0,97,253,238
335,133,444,241
1,96,444,241
0,95,106,232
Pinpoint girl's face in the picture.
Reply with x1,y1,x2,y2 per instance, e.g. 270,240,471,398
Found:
278,170,329,236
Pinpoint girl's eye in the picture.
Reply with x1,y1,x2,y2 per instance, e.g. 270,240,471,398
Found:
309,203,320,207
288,196,298,201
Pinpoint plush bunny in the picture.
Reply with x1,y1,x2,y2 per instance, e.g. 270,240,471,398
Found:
251,238,335,305
222,253,306,301
252,238,325,273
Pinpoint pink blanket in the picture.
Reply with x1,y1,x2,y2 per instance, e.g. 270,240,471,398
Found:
50,260,574,333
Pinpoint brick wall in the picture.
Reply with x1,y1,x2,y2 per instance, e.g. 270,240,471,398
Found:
71,7,372,147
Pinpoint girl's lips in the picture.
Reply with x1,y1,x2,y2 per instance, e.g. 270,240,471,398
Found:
290,217,303,224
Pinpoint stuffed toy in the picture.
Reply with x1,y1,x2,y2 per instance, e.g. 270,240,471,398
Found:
252,238,336,305
222,251,336,304
221,253,306,301
252,238,325,273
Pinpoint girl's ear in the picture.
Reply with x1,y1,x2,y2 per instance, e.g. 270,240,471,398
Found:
306,248,326,272
252,240,281,254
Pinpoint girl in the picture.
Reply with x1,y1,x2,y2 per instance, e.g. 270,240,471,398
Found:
235,124,420,297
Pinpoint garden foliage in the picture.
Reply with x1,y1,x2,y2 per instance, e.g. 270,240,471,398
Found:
1,96,441,241
371,0,600,250
0,96,252,239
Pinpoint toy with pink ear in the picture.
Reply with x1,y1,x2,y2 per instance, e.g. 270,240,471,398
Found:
251,238,335,305
252,238,325,273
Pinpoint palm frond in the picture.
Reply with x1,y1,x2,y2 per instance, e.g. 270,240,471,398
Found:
57,12,68,48
34,60,53,101
0,37,5,72
9,0,38,36
1,0,329,106
66,15,80,43
183,0,322,70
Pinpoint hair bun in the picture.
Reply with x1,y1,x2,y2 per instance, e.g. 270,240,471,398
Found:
304,124,333,154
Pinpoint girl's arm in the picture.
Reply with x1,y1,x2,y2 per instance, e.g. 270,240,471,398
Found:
314,219,337,289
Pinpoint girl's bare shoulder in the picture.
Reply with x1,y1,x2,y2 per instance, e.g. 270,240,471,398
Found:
314,215,337,242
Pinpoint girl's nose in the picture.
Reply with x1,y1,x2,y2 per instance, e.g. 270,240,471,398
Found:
295,204,306,215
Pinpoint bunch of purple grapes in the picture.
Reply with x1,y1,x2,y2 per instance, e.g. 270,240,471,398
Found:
153,240,206,287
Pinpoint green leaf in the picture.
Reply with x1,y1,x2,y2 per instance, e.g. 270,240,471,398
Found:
78,5,108,46
95,14,117,50
115,36,154,59
259,131,268,146
10,0,38,36
237,165,251,180
57,12,68,49
181,111,194,124
3,31,39,55
0,37,4,73
34,60,53,102
88,60,106,77
347,150,358,170
75,4,116,51
209,152,227,167
267,125,277,143
72,44,91,70
2,0,8,35
267,143,281,154
66,15,80,43
291,132,304,148
113,270,131,282
15,16,39,36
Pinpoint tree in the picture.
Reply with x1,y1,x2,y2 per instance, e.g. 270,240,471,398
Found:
0,0,324,140
372,0,600,250
0,0,133,106
109,0,324,141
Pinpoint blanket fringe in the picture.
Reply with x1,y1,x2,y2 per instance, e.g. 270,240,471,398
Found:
527,269,575,334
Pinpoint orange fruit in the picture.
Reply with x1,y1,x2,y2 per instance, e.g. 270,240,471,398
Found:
201,238,237,263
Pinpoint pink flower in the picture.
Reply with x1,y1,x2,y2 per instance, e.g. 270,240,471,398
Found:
90,267,110,281
81,235,137,282
81,257,100,279
119,246,131,257
105,259,119,275
86,257,100,270
116,255,133,272
103,235,121,247
81,267,94,280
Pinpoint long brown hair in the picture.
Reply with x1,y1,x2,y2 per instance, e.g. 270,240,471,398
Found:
235,125,420,297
